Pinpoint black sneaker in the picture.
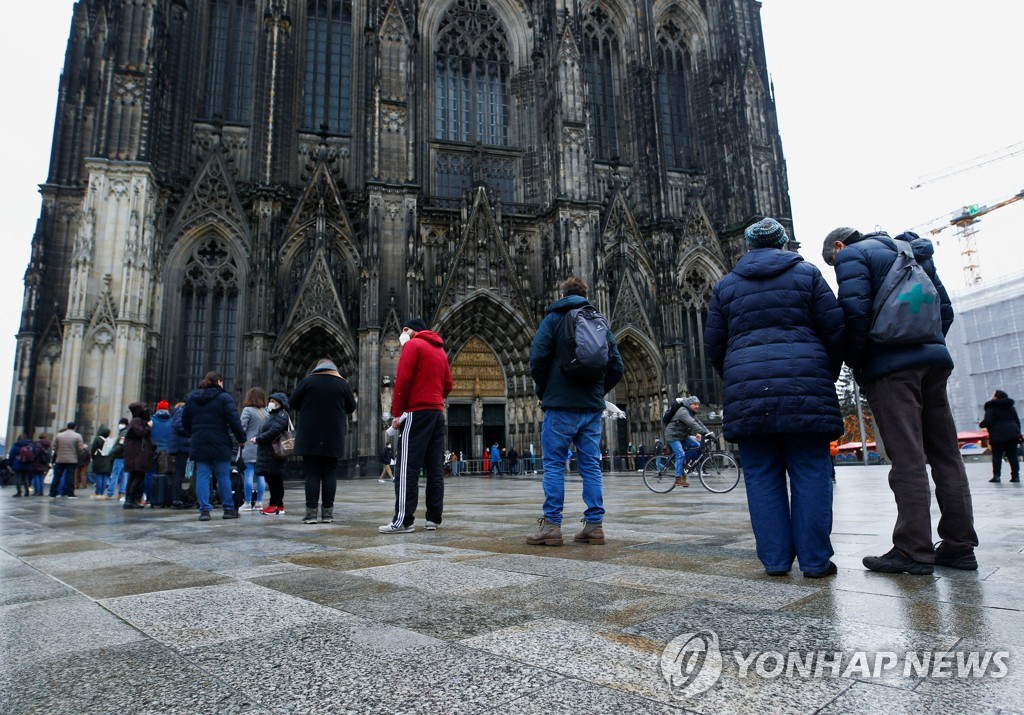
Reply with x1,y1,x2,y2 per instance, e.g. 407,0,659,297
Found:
199,511,211,521
863,547,933,575
222,510,239,519
989,477,1001,483
803,562,838,579
934,541,978,571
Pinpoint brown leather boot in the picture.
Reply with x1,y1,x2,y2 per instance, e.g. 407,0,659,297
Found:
526,518,563,546
573,520,605,545
674,477,689,487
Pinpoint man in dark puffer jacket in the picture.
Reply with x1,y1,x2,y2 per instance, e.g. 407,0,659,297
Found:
824,227,978,574
979,389,1021,482
705,218,844,578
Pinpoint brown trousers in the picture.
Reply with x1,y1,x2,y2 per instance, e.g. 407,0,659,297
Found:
866,366,978,562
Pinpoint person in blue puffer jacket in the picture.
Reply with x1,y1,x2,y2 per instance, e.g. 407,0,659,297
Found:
705,218,845,579
824,226,977,576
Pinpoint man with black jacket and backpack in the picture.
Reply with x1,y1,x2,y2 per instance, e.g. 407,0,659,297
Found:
527,277,624,546
825,227,978,575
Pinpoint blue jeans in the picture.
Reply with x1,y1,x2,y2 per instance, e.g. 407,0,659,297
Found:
739,434,835,574
106,459,126,497
668,440,700,477
32,473,44,494
195,460,233,514
244,463,266,505
93,473,110,495
540,409,604,525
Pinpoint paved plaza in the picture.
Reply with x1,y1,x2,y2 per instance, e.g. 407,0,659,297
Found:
1,462,1022,714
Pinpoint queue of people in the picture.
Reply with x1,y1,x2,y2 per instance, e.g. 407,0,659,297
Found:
4,233,999,582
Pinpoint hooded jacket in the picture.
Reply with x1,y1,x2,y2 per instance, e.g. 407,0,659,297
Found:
833,231,953,385
290,365,357,458
530,295,625,412
182,387,246,462
8,439,36,472
150,409,173,452
254,392,292,476
123,402,155,472
90,427,113,474
390,330,454,416
705,248,845,442
170,408,190,455
980,396,1022,444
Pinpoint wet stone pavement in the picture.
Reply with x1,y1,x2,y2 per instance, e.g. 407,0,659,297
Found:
1,461,1022,714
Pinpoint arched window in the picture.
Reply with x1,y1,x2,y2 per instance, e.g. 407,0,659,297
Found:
178,237,240,396
681,269,721,405
583,7,620,162
303,0,353,134
657,19,694,170
434,0,511,146
204,0,256,122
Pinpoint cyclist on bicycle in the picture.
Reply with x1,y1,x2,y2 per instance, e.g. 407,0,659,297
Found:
665,396,714,487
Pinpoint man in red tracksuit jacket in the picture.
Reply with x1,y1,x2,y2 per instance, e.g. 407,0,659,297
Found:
380,318,454,533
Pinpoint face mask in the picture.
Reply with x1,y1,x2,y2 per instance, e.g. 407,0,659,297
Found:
399,332,411,346
267,403,279,412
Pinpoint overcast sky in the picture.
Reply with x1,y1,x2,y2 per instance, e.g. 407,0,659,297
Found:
1,1,1022,438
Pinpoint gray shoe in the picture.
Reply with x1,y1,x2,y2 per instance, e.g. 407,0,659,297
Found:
302,508,318,524
320,508,333,524
526,518,563,546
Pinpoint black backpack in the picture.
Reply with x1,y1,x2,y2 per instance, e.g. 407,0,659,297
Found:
661,401,684,425
560,305,611,385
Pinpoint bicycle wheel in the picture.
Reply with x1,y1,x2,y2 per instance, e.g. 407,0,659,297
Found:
643,455,677,493
698,452,741,493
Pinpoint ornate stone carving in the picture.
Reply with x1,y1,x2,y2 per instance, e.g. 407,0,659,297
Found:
112,73,144,104
381,106,406,133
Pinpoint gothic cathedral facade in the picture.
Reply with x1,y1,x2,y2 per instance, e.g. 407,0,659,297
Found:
10,0,793,464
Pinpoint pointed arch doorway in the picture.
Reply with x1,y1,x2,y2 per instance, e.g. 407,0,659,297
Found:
274,324,350,395
615,331,665,454
448,337,506,462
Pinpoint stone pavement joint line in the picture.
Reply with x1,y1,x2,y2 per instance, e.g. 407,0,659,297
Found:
0,463,1020,714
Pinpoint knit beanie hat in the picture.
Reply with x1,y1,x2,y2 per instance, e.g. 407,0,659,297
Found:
156,400,170,411
403,318,429,332
744,218,789,248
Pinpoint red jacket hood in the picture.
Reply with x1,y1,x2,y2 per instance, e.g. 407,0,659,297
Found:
412,330,444,347
390,331,453,416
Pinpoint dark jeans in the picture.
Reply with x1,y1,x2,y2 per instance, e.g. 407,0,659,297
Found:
49,463,76,497
865,366,978,562
990,440,1020,479
392,410,446,528
303,456,337,510
265,473,284,508
738,433,835,574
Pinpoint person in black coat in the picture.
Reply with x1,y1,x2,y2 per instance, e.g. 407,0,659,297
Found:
980,390,1022,482
182,371,246,520
289,358,356,524
252,392,292,514
123,403,154,510
705,218,845,578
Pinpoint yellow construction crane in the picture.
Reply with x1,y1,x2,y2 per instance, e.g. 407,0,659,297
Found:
915,190,1024,287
